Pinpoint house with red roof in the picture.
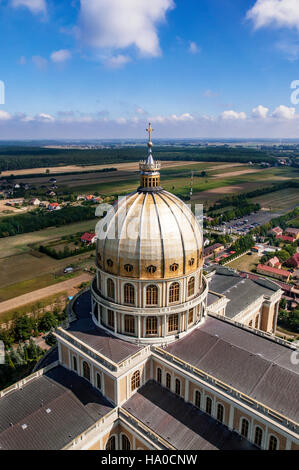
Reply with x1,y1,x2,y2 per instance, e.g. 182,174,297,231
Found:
285,228,299,240
271,226,283,237
48,202,60,211
284,253,299,269
81,232,97,244
276,234,296,243
267,256,281,269
257,264,290,282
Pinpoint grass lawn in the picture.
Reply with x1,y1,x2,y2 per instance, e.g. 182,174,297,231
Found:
226,252,261,272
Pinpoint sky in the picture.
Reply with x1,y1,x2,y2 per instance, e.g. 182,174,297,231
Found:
1,0,299,139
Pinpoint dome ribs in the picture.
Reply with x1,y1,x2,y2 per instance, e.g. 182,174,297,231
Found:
158,192,186,276
151,192,165,279
137,192,148,279
162,191,201,270
117,192,143,277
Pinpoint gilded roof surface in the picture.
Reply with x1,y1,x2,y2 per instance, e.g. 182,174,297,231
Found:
96,190,203,279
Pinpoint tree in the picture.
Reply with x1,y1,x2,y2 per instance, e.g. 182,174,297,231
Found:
38,311,58,332
13,315,35,342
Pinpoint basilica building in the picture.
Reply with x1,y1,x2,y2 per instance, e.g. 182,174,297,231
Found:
0,127,298,451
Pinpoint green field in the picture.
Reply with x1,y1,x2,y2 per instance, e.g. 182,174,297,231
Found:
251,188,299,212
0,218,98,258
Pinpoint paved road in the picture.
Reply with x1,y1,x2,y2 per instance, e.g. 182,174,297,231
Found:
0,273,93,315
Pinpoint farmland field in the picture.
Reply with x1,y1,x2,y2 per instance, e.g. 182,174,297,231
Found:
0,218,98,258
0,250,95,290
250,188,299,212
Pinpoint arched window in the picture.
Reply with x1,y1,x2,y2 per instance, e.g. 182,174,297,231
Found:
188,277,195,296
188,308,193,325
107,278,115,299
106,436,116,450
157,367,162,384
131,370,140,391
169,282,180,303
146,316,158,335
206,396,212,415
195,390,201,408
96,373,101,390
122,434,131,450
217,404,224,423
166,373,171,390
168,314,178,333
124,283,135,305
241,418,249,438
108,309,114,329
146,285,158,305
268,435,278,451
73,356,77,372
175,379,181,396
254,427,263,447
124,315,135,334
83,361,90,381
249,320,253,328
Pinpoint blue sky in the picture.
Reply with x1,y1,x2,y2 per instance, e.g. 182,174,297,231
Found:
0,0,299,138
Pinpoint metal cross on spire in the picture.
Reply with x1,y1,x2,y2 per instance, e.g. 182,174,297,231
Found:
146,123,154,144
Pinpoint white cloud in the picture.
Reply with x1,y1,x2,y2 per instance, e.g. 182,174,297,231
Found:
271,104,296,119
0,111,11,121
170,113,194,121
11,0,47,15
32,55,48,69
246,0,299,31
77,0,175,57
50,49,72,63
36,113,55,121
189,41,200,54
221,110,247,120
105,54,131,68
252,104,269,118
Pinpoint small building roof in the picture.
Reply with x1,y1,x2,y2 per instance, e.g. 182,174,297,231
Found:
257,264,290,278
81,232,96,242
276,235,295,243
285,227,299,235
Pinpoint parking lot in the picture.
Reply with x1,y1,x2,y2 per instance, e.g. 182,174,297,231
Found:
216,210,281,235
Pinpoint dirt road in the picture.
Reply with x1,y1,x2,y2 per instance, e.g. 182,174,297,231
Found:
0,272,92,315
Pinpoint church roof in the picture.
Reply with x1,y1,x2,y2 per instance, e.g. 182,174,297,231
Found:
163,316,299,424
122,381,257,450
68,290,143,365
208,266,281,318
0,366,113,450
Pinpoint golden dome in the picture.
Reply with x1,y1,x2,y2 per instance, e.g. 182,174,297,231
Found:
96,123,203,280
96,189,203,280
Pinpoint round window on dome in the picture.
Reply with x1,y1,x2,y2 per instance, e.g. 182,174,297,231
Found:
170,263,178,272
189,258,195,266
146,265,157,274
124,264,133,273
107,259,113,267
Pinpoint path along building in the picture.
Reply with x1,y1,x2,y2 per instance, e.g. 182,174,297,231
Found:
0,127,298,451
